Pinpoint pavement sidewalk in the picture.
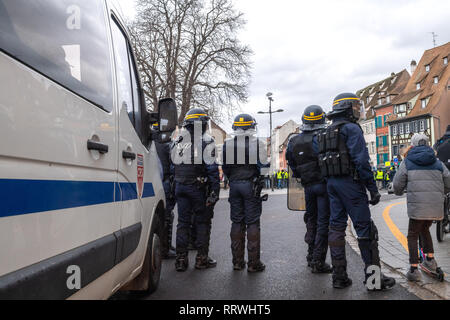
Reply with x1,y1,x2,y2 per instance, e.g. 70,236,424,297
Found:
356,196,450,299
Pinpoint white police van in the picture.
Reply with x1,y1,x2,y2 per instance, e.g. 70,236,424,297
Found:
0,0,177,299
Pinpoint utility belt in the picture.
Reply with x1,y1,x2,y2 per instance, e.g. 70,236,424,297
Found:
175,175,208,187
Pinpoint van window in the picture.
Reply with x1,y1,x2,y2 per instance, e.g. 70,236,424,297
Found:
111,18,134,126
129,53,143,139
111,17,145,142
0,0,113,112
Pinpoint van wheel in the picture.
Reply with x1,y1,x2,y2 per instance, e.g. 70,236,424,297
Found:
145,216,162,294
122,215,162,295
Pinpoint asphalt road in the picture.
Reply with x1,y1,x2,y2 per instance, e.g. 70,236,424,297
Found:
115,193,418,300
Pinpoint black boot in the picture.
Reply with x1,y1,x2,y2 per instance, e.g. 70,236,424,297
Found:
247,261,266,273
231,223,246,271
175,253,189,272
311,261,333,274
332,265,352,289
195,254,217,269
247,223,265,273
233,261,246,271
365,270,396,291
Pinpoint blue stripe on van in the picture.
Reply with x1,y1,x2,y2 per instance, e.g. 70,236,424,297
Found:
143,183,155,198
0,179,155,218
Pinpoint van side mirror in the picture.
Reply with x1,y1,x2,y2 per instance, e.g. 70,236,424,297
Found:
158,98,178,133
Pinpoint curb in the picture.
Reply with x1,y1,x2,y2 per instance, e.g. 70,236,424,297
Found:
346,223,446,300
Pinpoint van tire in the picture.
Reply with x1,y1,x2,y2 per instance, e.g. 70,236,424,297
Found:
121,214,162,295
147,215,162,294
143,215,162,294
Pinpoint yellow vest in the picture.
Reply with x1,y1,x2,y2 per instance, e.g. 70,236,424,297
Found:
376,171,384,180
277,172,283,179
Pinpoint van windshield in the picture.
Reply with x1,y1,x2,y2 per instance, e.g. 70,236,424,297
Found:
0,0,113,112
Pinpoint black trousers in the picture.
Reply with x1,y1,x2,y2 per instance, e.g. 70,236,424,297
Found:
407,219,434,265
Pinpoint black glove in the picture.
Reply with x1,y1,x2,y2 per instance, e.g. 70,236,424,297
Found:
369,191,381,206
206,191,219,207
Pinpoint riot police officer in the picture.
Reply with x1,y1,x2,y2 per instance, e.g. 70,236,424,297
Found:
172,108,220,271
152,124,177,259
286,105,332,274
222,114,269,272
318,93,395,290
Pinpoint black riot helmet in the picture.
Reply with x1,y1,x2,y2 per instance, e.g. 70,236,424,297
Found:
182,108,210,130
232,113,257,131
301,105,326,131
327,93,362,122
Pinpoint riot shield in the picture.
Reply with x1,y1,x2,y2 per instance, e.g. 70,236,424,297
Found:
287,165,306,211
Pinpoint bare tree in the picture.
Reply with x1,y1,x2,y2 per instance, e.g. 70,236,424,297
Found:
130,0,252,124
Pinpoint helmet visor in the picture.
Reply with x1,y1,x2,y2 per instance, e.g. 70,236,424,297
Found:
352,100,362,120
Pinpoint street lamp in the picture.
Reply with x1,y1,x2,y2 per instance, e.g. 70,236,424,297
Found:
258,93,284,191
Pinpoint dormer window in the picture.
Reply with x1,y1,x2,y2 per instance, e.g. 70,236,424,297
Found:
421,98,428,109
386,96,391,103
444,57,448,65
416,83,421,90
425,65,430,72
434,76,439,84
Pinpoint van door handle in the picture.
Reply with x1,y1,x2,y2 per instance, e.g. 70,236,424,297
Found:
123,151,136,161
87,140,109,154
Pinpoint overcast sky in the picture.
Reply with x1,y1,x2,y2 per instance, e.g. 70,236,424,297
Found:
120,0,450,136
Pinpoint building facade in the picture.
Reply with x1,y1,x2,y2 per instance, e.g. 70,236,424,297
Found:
388,42,450,160
357,69,410,167
270,120,299,172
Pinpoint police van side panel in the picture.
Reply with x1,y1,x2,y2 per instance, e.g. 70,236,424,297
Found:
0,0,165,299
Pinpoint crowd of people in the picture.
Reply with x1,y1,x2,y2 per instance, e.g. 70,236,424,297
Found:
374,167,396,190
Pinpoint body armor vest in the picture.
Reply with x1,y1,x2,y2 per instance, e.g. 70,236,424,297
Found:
318,121,356,178
173,135,208,185
290,132,323,186
225,136,259,182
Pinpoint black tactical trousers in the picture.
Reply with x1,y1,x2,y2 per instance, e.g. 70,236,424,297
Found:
304,182,331,263
229,180,262,265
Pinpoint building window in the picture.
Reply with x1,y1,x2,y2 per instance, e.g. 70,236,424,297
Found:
382,135,388,146
420,120,425,132
370,122,374,133
425,65,430,72
371,142,375,154
416,83,421,90
434,76,439,84
414,121,419,133
393,125,397,135
445,57,448,65
387,96,391,103
393,145,399,156
405,123,410,134
421,99,427,109
399,124,404,135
